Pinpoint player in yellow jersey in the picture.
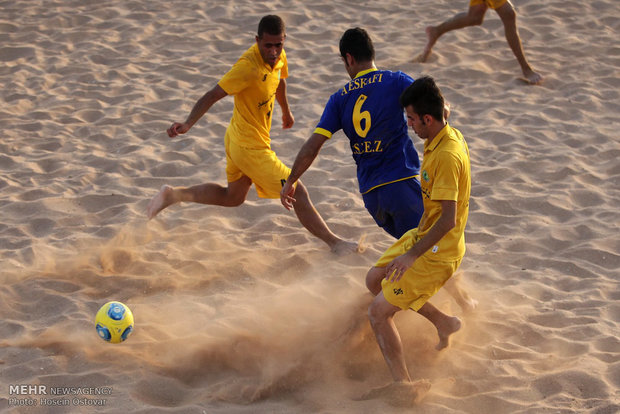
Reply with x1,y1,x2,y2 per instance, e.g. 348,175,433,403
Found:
147,15,356,254
416,0,543,85
364,77,471,398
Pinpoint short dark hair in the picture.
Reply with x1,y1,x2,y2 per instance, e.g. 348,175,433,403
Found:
399,76,445,121
339,28,375,62
258,15,285,37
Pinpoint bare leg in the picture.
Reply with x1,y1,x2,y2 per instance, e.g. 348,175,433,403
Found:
417,302,462,350
292,181,358,254
366,266,385,296
416,5,488,62
146,175,252,219
368,269,462,351
365,281,459,403
496,2,543,84
368,292,411,382
442,272,478,312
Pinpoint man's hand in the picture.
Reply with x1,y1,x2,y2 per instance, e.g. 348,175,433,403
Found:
167,122,190,137
282,110,294,129
280,180,296,210
384,251,418,283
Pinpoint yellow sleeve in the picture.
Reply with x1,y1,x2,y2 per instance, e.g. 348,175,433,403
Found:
218,58,253,96
430,151,461,202
280,49,288,79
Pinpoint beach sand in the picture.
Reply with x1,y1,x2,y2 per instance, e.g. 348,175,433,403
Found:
1,0,619,412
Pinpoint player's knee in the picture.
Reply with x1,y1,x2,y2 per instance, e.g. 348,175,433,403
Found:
368,299,387,328
228,198,245,207
291,181,310,205
365,268,383,296
470,15,485,25
294,181,308,196
224,192,246,207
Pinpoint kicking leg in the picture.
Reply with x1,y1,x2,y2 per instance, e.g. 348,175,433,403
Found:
416,4,488,62
146,175,252,219
368,292,411,382
442,272,478,312
417,302,462,351
292,181,358,254
361,294,432,401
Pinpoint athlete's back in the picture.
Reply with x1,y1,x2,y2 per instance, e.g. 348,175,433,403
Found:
315,69,420,194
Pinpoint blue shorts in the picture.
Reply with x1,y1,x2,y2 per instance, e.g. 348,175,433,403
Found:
362,178,423,239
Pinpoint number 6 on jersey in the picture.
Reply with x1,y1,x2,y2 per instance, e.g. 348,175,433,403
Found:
353,94,371,138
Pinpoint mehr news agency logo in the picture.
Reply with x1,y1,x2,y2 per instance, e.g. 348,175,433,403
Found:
6,384,113,408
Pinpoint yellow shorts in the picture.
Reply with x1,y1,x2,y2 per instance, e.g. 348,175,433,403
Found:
469,0,508,9
225,136,291,199
376,229,462,311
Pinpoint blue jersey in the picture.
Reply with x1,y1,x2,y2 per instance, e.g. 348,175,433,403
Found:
314,69,420,194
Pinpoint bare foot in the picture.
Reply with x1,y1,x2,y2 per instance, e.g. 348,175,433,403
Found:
356,380,431,406
330,239,360,256
443,278,478,312
522,68,543,85
436,316,461,351
415,26,439,63
146,185,176,219
356,233,368,254
460,297,479,312
446,285,478,312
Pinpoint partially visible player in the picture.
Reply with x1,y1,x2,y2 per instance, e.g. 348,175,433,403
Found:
147,15,357,254
416,0,543,85
281,28,423,242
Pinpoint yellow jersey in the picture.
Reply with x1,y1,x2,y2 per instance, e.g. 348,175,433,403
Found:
418,123,471,261
218,44,288,149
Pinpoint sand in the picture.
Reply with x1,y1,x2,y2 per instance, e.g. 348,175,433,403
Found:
1,0,619,412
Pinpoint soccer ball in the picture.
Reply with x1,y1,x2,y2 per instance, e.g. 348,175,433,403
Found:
95,301,134,343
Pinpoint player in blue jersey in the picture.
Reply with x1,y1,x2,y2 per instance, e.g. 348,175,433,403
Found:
281,28,423,242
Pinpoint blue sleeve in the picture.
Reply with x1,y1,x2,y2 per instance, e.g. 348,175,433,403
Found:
314,93,342,139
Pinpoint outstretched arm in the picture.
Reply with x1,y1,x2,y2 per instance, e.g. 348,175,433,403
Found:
276,78,294,129
167,84,228,137
280,133,328,210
